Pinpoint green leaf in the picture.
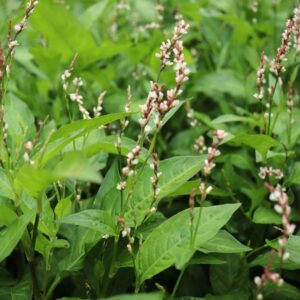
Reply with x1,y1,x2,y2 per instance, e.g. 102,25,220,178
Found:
252,206,281,224
0,211,34,263
53,151,101,183
4,94,35,150
189,253,226,265
286,162,300,186
170,180,232,197
212,114,259,126
136,203,240,284
105,293,164,300
78,0,109,29
94,160,121,214
58,209,118,237
0,168,15,200
193,70,245,99
209,254,249,295
0,272,33,300
14,165,56,198
40,112,132,164
126,156,206,225
54,227,103,276
198,230,251,253
0,204,17,226
286,235,300,265
30,0,96,62
55,196,72,219
230,134,281,161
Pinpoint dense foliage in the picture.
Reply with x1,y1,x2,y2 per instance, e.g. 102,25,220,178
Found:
0,0,300,299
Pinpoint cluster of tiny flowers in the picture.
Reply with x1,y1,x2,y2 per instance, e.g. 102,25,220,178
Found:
139,81,163,130
155,19,189,69
14,0,38,34
254,52,268,100
204,130,227,176
155,3,164,23
69,77,91,120
116,0,130,11
93,91,106,117
150,152,162,200
254,266,284,300
258,166,284,180
193,135,206,154
120,85,132,131
139,20,190,131
173,39,190,89
186,105,199,127
270,19,294,76
23,140,34,165
199,181,213,201
117,145,141,190
293,5,300,53
118,216,135,254
255,179,297,299
265,182,296,249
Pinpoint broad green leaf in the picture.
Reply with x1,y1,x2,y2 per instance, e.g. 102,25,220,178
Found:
0,168,15,200
286,235,300,265
58,209,118,237
0,204,17,226
212,114,259,126
52,227,104,277
193,70,244,99
78,0,109,29
30,0,96,62
136,204,240,284
190,253,226,265
230,134,281,161
105,293,164,300
15,152,101,198
0,211,34,263
252,206,281,224
286,162,300,186
94,160,121,214
55,196,72,219
126,156,206,225
170,180,232,197
263,281,300,300
53,151,101,183
0,272,32,300
84,136,148,162
198,230,251,253
210,254,249,295
4,94,35,150
205,290,249,300
14,165,56,198
40,112,132,164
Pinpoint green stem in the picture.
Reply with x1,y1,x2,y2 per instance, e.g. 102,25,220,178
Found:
191,204,203,247
267,78,278,136
29,211,41,300
101,237,119,297
170,265,187,300
45,276,61,300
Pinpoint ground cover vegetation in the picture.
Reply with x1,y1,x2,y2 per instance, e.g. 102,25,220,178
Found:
0,0,300,299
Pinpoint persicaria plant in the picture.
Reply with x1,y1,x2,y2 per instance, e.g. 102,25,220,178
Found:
0,1,300,300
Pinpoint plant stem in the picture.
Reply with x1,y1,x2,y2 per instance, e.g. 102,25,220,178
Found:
101,236,119,297
267,78,278,136
170,265,187,300
29,211,41,300
45,276,61,300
